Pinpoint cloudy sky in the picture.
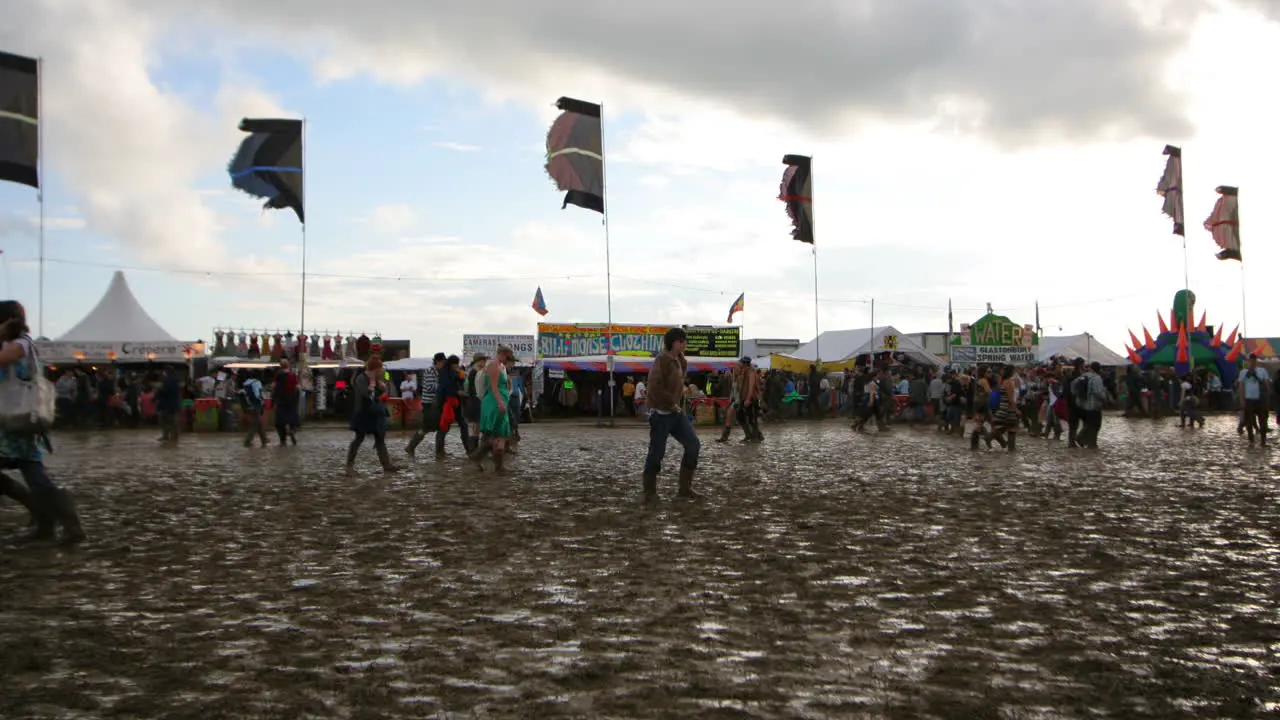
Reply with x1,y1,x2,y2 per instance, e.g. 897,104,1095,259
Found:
2,0,1278,357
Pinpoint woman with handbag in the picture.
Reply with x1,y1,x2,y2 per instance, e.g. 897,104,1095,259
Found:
345,357,399,475
0,300,85,544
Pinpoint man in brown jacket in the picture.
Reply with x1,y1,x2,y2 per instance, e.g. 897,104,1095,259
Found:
642,327,702,501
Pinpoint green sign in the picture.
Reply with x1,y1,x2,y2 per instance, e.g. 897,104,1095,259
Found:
951,313,1037,365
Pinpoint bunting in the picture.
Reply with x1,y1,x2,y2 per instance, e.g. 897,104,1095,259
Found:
779,154,813,244
1204,185,1240,261
545,97,604,213
727,292,744,323
228,118,305,223
1156,145,1183,235
0,51,39,189
531,286,548,316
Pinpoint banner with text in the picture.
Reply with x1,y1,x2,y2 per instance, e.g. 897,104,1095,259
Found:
536,324,740,359
462,334,536,365
35,341,205,363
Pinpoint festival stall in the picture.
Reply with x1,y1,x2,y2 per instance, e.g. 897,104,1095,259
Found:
37,270,205,366
1037,333,1130,366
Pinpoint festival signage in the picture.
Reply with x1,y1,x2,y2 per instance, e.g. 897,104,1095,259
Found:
536,323,741,359
36,340,206,363
462,334,536,365
950,312,1037,365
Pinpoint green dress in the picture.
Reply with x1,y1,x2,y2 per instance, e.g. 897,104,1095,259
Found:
479,367,512,437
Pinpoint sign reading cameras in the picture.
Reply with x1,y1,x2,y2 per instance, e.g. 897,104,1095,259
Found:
462,334,536,365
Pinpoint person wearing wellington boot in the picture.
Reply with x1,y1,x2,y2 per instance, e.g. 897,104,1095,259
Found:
715,365,741,443
736,357,764,442
469,346,514,472
433,355,464,459
641,328,701,502
346,357,399,475
0,301,85,544
406,352,446,456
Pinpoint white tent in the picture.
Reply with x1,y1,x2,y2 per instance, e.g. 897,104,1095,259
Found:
1037,333,1130,366
788,326,942,367
58,271,177,342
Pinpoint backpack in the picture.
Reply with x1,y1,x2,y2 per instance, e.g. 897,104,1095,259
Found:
1072,375,1089,405
238,383,262,411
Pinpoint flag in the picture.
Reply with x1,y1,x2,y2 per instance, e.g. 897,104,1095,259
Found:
1204,185,1240,261
545,97,603,213
779,154,813,243
1035,300,1040,335
947,299,953,338
1157,145,1183,236
727,292,744,323
228,118,304,223
531,286,548,316
0,51,38,189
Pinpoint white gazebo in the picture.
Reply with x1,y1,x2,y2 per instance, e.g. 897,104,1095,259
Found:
789,326,942,368
38,271,200,363
1036,333,1130,366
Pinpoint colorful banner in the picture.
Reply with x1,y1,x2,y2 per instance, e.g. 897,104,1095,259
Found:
951,312,1037,366
536,324,740,359
36,340,205,363
462,334,536,365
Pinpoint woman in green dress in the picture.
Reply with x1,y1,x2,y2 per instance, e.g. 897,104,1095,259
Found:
469,345,513,472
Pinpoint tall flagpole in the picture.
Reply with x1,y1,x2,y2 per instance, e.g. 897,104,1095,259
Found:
300,117,307,339
600,102,615,426
36,56,45,338
1238,189,1246,338
810,156,820,364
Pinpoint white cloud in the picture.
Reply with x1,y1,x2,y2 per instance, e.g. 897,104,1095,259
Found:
431,141,481,152
361,203,418,234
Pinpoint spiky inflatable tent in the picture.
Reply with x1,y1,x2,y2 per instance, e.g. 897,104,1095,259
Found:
1124,290,1244,384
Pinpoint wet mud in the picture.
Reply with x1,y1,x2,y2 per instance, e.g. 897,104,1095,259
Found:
2,415,1278,718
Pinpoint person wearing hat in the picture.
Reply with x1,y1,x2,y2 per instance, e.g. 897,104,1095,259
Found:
405,352,447,457
641,327,702,501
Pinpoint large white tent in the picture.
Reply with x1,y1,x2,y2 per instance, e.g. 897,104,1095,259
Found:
59,271,177,342
1037,333,1130,366
37,271,195,363
785,326,942,368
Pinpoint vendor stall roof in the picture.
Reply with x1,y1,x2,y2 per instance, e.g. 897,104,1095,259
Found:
1036,333,1130,366
788,326,941,368
58,271,178,343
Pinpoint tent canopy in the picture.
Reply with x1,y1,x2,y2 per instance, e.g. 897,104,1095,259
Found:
1037,333,1130,366
785,326,941,368
58,271,177,343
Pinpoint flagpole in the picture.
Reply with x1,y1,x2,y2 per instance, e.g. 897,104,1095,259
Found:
300,116,307,340
1239,191,1246,337
810,157,820,363
600,102,615,427
36,56,45,338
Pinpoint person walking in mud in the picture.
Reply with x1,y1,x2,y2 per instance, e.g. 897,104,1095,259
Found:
156,365,182,444
432,355,466,458
715,363,743,444
346,356,399,475
239,374,269,447
641,328,701,502
735,357,764,442
0,300,86,544
1237,353,1270,446
462,353,487,453
405,352,445,457
468,346,515,472
273,359,300,445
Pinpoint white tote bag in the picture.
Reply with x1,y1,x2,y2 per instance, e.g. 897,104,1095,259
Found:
0,338,57,432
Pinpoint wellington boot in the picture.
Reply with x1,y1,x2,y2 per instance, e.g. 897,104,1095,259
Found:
492,448,506,474
1007,434,1017,452
376,446,400,473
0,472,38,521
676,467,702,500
970,429,981,450
344,463,357,477
433,432,447,459
2,474,55,542
642,472,658,504
715,427,731,443
53,489,86,545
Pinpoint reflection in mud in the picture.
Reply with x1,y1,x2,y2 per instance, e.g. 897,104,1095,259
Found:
2,417,1278,718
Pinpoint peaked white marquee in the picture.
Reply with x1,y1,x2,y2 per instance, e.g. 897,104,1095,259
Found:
57,271,178,343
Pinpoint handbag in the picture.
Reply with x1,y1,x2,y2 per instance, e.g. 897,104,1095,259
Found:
0,338,56,432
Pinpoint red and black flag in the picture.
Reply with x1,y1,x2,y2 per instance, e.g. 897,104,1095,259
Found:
0,51,39,189
1204,185,1240,261
1156,145,1183,236
229,118,305,223
545,97,603,213
780,154,813,243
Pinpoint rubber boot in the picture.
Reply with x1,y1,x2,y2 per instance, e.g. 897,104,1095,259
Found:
642,472,658,504
468,434,492,469
376,445,400,473
345,463,357,477
676,467,702,500
970,427,981,450
1007,433,1017,452
1,473,53,541
52,489,86,545
433,431,447,459
492,448,506,474
406,430,423,456
715,427,731,443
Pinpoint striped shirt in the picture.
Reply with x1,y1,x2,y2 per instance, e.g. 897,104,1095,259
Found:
420,366,439,405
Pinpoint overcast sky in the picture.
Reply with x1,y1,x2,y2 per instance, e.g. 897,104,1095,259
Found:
1,0,1277,357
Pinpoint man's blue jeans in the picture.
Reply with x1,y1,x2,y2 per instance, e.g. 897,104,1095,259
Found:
644,411,700,476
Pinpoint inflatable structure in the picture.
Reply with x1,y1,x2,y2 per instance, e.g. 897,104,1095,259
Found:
1124,290,1244,383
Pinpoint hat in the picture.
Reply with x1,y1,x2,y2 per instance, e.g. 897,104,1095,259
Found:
739,356,752,365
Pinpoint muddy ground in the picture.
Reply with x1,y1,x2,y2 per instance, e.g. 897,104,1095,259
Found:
1,415,1278,719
